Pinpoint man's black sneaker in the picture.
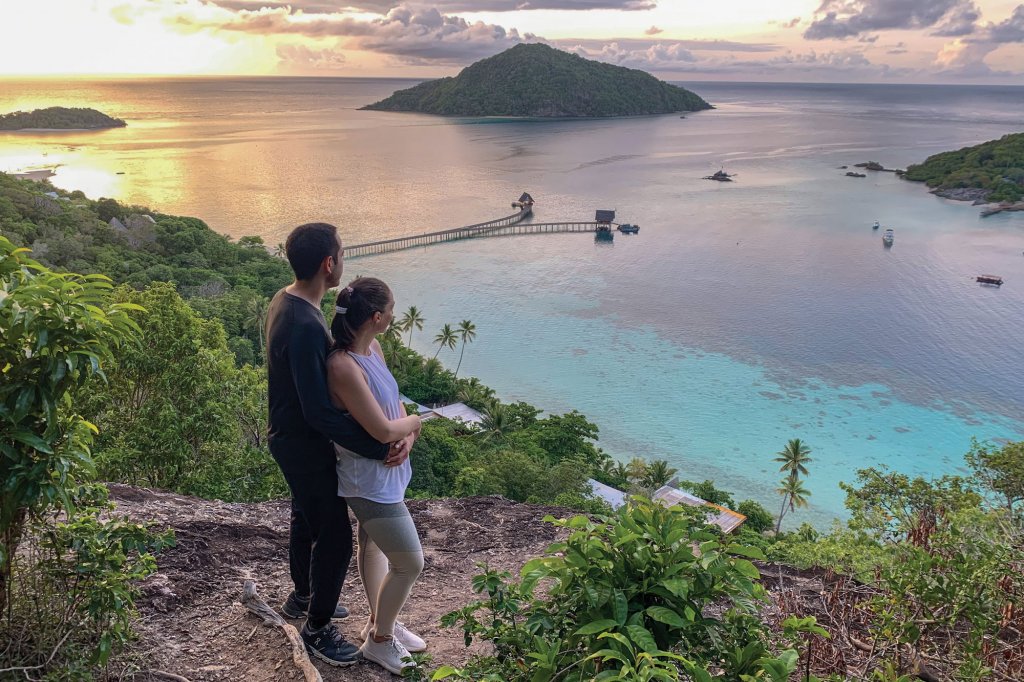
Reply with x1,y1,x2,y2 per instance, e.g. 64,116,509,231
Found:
300,622,361,667
282,592,350,619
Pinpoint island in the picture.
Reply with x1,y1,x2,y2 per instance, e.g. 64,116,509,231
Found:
903,132,1024,214
361,43,712,118
0,107,126,131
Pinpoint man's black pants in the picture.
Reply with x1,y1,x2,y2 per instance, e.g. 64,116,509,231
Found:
280,465,352,629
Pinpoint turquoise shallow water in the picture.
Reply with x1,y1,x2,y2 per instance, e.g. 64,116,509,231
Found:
2,78,1022,526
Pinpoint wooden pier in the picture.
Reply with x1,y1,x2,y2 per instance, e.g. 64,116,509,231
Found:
344,198,630,260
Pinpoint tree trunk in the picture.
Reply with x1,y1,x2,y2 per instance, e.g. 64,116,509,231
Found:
0,507,28,617
775,493,789,534
455,343,466,377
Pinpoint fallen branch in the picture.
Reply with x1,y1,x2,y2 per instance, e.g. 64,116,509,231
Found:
241,580,322,682
146,671,193,682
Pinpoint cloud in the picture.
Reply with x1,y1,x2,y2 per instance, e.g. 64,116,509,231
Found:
202,0,657,13
552,37,779,53
781,17,801,29
804,0,980,39
277,43,347,69
931,2,981,36
857,34,878,43
644,25,662,35
987,4,1024,42
564,41,697,69
176,5,535,62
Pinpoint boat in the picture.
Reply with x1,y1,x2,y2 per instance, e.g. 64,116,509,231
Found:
703,170,734,182
617,223,639,234
872,221,880,230
976,274,1003,286
882,228,894,245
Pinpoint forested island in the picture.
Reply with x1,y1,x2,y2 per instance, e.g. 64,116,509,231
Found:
362,43,712,117
904,132,1024,204
0,106,126,130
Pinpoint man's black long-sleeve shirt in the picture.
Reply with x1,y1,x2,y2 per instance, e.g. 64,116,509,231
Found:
266,289,389,473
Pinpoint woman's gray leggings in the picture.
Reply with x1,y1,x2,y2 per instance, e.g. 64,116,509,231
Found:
345,497,424,638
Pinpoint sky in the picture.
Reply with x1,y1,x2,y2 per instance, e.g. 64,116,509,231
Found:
1,0,1023,83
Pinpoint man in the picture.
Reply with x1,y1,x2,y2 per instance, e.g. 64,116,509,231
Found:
266,222,403,666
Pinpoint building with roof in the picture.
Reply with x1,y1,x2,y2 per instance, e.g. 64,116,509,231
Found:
587,479,628,510
595,209,616,224
651,485,746,534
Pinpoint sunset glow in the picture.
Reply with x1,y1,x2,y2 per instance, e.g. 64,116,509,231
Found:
2,0,1023,82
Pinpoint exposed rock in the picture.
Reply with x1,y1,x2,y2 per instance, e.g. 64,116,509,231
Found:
931,187,992,203
845,172,866,178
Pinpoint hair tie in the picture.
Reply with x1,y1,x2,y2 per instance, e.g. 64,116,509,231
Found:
345,286,354,294
335,305,347,314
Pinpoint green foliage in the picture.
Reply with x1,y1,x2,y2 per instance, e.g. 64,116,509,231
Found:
736,499,773,533
0,236,140,609
363,43,712,118
0,173,292,366
773,455,1024,680
0,106,126,130
436,498,808,681
904,132,1024,202
966,437,1024,517
0,485,172,677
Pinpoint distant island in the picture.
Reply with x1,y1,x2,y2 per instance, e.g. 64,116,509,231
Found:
904,132,1024,206
362,43,712,118
0,107,126,131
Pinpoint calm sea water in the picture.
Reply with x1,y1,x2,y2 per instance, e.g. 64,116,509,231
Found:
2,78,1022,525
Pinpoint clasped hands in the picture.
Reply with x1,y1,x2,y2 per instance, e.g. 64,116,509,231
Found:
384,431,417,467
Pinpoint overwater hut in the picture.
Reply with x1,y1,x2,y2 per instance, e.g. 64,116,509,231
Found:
595,209,616,224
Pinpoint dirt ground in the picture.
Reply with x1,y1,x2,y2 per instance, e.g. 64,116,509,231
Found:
108,485,570,682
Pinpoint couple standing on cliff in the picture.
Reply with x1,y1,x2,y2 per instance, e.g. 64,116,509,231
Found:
265,222,425,673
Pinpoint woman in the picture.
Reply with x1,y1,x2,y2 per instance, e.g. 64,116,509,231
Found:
327,277,426,674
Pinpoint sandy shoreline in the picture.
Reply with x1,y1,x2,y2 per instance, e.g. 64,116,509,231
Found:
8,169,57,180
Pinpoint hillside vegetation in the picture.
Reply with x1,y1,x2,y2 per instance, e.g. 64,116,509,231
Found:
362,43,712,117
0,106,126,130
904,132,1024,202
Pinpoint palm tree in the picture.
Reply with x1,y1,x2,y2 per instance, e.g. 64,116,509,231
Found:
399,306,425,346
611,462,631,487
433,324,458,359
454,319,476,377
273,242,286,258
642,459,678,489
244,295,270,358
775,476,811,534
774,439,813,479
477,401,513,444
626,457,649,483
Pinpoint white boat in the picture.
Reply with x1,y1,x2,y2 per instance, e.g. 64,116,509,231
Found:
882,228,894,245
872,221,880,230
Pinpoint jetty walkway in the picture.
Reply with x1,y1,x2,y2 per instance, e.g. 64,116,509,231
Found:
344,195,623,260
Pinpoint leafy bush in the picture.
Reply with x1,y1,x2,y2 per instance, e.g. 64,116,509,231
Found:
437,498,812,681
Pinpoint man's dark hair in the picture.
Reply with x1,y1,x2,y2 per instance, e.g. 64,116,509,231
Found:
285,222,340,281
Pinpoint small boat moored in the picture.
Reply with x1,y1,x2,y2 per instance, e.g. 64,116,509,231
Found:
976,274,1004,286
882,228,894,245
618,223,639,234
872,221,880,230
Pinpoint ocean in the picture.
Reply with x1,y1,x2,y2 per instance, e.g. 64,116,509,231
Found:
2,77,1022,525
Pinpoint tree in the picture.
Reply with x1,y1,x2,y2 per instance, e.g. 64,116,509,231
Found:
84,283,241,493
477,402,514,444
400,305,425,346
737,499,774,533
775,438,813,479
454,319,476,377
626,457,649,483
642,459,678,489
273,242,286,258
433,323,458,359
775,476,811,533
966,439,1024,517
244,294,270,358
0,236,140,614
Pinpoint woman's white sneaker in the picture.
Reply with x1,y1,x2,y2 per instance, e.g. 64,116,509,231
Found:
359,619,426,652
393,622,426,652
361,635,414,675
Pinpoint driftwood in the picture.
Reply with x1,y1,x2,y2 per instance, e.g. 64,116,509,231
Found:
241,580,322,682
